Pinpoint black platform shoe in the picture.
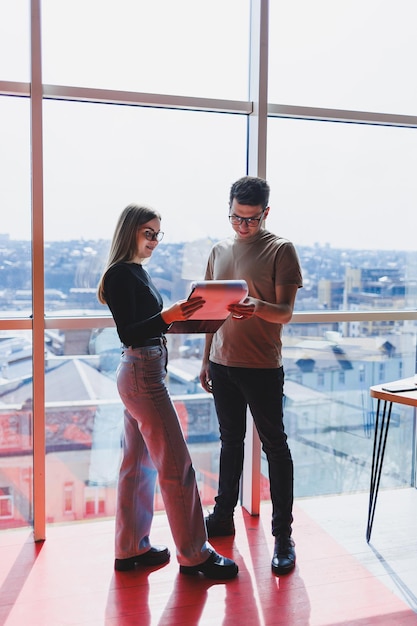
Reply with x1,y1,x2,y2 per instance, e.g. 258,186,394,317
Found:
179,549,238,580
115,545,170,571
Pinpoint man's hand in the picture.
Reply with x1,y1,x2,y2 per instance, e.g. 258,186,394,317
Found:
228,286,299,324
228,297,256,320
199,361,213,393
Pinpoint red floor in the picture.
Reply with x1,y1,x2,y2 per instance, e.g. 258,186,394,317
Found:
0,502,416,625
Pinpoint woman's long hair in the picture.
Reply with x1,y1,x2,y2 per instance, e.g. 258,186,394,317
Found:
97,203,161,304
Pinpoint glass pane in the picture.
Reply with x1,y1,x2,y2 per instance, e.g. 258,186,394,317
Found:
266,117,417,312
0,0,30,81
264,322,417,498
269,0,417,115
42,100,246,314
0,96,31,319
0,330,33,530
41,0,250,100
42,326,219,522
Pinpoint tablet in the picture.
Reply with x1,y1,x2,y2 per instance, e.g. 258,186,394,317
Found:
186,280,248,320
167,279,248,334
381,383,417,393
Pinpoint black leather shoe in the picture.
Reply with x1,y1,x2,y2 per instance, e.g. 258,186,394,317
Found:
179,549,238,580
115,545,170,571
205,512,235,538
271,536,296,575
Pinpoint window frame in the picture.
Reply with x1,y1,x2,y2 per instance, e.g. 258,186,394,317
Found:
1,0,417,539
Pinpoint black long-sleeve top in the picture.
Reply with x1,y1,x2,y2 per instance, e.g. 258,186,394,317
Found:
103,262,170,347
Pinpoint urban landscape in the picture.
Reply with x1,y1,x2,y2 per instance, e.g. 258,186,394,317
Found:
1,235,416,529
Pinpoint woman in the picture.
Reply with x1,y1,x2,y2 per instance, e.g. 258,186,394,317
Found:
97,203,238,580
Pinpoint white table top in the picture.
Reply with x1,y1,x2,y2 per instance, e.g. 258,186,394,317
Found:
370,377,417,407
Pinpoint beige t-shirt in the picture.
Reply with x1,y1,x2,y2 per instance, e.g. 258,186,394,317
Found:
205,229,303,369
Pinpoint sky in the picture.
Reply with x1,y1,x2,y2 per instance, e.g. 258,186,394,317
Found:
1,0,417,251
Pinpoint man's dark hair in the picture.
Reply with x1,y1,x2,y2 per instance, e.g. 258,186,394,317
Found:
229,176,270,210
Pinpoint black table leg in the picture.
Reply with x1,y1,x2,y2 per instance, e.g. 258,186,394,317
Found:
366,398,392,542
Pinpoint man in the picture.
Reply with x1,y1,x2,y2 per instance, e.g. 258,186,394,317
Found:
199,176,302,575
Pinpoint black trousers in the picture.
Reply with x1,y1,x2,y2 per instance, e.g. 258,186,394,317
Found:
209,362,293,537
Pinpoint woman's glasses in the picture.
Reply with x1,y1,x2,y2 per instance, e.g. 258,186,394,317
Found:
143,229,164,242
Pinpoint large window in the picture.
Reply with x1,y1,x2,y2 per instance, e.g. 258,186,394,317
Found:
42,101,246,256
0,0,30,81
0,331,33,530
267,118,417,254
0,96,31,319
41,0,250,100
281,324,417,497
268,0,417,115
1,0,416,533
267,118,417,313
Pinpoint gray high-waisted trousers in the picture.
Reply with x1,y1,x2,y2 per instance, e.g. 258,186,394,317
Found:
115,343,211,566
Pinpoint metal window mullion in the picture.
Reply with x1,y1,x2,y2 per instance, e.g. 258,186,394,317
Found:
31,0,46,542
247,0,269,179
241,0,269,517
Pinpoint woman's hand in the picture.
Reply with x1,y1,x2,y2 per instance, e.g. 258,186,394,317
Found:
161,297,205,324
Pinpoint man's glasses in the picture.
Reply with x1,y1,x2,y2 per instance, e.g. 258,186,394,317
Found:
143,229,164,242
229,211,265,227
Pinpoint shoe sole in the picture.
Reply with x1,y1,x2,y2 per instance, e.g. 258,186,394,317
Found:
179,564,238,580
271,562,295,576
115,550,170,571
